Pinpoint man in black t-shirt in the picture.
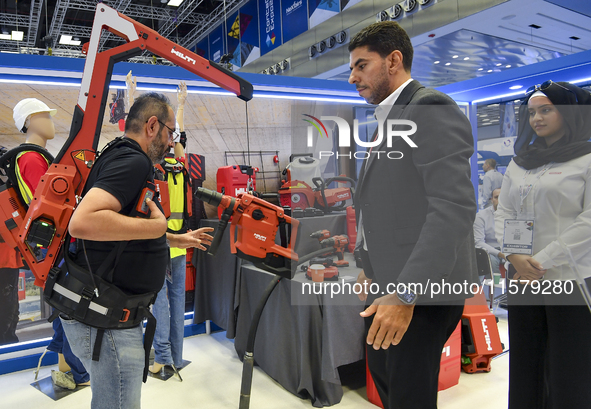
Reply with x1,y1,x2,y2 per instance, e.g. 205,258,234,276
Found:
62,93,175,409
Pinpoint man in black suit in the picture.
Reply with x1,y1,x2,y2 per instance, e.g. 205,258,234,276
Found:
349,21,478,409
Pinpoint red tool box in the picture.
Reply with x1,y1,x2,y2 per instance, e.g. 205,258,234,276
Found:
366,322,462,407
461,291,503,373
216,165,257,218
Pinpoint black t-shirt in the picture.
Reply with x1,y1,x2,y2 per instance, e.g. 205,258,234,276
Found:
72,138,168,295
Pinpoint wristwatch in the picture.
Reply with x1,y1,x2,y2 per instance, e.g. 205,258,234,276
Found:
396,284,419,305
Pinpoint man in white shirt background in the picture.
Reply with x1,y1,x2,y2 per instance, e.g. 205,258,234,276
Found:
474,188,505,276
481,159,504,209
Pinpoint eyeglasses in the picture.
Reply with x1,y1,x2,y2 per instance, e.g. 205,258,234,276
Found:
157,119,178,140
145,119,177,140
525,80,578,103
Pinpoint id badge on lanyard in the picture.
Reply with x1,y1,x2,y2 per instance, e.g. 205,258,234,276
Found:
502,220,534,255
501,163,552,255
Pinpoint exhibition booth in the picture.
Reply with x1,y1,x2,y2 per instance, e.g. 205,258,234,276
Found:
1,42,590,406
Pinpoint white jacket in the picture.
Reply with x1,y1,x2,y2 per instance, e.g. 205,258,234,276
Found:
495,153,591,280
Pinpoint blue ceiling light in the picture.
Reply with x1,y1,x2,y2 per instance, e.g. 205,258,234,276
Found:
570,77,591,85
472,91,526,104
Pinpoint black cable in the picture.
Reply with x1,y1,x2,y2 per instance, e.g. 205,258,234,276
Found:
150,0,155,31
223,0,228,57
44,0,48,38
15,0,19,53
81,239,99,295
246,102,250,166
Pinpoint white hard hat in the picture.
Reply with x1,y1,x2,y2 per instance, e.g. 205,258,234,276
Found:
13,98,57,133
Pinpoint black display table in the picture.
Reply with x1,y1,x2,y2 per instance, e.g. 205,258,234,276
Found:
192,214,365,407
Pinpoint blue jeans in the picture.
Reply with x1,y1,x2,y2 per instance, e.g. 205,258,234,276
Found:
60,317,144,409
47,318,89,384
489,253,502,275
152,255,186,367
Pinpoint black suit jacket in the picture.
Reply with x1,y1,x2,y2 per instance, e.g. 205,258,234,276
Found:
355,80,478,303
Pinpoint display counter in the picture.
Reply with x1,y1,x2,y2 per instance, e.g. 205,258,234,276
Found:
192,214,365,406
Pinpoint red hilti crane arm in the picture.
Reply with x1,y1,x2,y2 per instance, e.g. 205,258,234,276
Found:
56,3,252,166
0,4,253,286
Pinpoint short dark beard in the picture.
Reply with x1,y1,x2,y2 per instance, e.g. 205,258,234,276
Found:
147,128,169,164
366,62,391,105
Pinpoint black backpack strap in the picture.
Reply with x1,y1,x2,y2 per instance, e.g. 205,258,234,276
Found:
87,305,157,380
92,329,105,362
89,306,154,382
92,240,127,282
0,144,54,208
182,168,191,226
141,306,157,382
60,236,127,323
47,309,60,323
0,143,54,171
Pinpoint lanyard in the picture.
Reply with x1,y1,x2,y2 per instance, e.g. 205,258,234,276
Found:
519,163,553,213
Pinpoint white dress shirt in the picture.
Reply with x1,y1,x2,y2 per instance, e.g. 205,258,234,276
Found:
474,206,500,256
481,169,504,208
495,154,591,280
361,78,414,251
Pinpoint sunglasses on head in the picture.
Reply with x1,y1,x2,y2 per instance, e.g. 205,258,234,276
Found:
525,80,578,103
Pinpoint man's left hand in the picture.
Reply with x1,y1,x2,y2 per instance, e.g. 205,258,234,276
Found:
170,227,214,250
360,294,414,350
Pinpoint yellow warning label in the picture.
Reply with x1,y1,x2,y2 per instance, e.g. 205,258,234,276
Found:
74,151,85,161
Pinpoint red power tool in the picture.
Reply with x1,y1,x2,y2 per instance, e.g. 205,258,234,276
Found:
310,229,331,242
195,187,299,278
461,291,504,373
0,4,252,287
320,235,349,267
303,257,339,281
279,176,355,212
216,165,258,219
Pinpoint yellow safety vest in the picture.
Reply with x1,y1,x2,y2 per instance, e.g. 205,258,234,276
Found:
15,151,50,205
165,157,187,258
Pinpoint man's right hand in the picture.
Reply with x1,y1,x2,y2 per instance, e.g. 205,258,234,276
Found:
506,254,546,281
146,198,168,235
357,270,372,302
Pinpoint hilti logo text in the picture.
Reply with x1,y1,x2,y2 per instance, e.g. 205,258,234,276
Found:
481,318,493,351
337,193,349,199
171,48,196,65
254,233,267,242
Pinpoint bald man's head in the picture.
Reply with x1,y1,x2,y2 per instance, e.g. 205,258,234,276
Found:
483,159,497,172
492,188,501,211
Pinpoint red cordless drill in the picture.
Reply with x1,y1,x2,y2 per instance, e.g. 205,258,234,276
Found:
310,229,331,242
320,235,349,267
